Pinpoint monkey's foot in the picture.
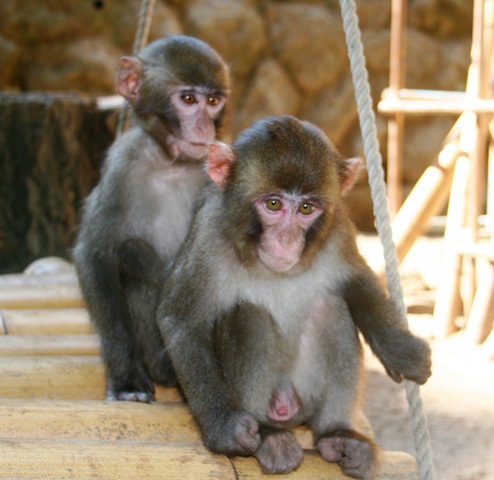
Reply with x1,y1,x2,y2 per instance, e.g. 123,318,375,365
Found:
255,429,303,474
317,429,378,480
106,389,155,403
106,368,156,403
204,411,260,456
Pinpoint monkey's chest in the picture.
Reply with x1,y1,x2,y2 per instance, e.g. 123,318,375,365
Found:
125,165,208,259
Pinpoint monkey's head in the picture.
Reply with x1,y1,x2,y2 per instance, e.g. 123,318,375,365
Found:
207,115,362,274
117,35,231,159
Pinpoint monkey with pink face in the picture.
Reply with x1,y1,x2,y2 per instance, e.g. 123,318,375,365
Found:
158,116,431,479
74,36,230,402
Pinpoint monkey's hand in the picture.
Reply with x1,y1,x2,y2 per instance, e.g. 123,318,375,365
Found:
201,410,261,456
369,328,432,385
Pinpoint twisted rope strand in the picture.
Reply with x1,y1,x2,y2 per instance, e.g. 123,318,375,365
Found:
116,0,157,136
337,1,436,479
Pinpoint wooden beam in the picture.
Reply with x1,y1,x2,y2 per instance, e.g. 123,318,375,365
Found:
0,334,100,356
0,308,92,335
0,283,84,309
0,356,181,402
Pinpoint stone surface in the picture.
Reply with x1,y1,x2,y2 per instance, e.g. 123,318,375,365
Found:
0,0,475,269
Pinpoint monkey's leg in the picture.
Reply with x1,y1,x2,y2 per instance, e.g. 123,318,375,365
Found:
310,296,378,480
76,251,156,402
117,239,177,389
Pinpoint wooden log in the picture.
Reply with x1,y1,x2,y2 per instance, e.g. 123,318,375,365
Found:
0,439,234,480
465,266,494,344
233,450,417,479
0,283,84,309
433,154,470,337
384,140,459,270
0,308,92,335
0,334,100,356
378,96,494,115
386,0,407,215
0,356,181,402
0,437,417,480
0,272,77,287
0,399,199,443
0,398,320,449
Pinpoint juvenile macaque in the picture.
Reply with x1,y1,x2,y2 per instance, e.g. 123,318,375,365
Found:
74,36,230,402
159,116,431,478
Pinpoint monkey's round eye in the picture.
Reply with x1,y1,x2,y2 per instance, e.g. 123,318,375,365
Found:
265,199,283,212
208,96,220,106
181,93,197,105
299,203,317,215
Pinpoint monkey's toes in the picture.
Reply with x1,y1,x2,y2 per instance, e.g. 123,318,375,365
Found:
106,389,155,403
317,430,378,480
255,430,303,474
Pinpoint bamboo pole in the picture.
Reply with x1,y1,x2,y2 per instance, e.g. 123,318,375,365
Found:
0,439,234,480
379,97,494,115
234,451,417,479
386,0,407,216
383,138,460,270
0,398,321,449
0,437,418,480
0,334,100,356
0,272,77,287
0,283,84,309
0,356,181,402
433,154,470,337
0,308,92,335
0,399,199,443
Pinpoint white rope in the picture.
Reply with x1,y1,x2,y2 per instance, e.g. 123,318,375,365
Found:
337,1,436,479
116,0,157,136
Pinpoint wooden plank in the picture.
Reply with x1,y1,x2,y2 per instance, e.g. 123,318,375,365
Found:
0,283,84,309
0,334,100,356
0,399,318,448
0,438,234,480
0,356,181,402
0,308,92,335
378,97,494,115
233,450,418,479
0,272,77,287
0,399,199,443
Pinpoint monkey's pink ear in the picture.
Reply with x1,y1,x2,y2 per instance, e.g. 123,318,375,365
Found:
116,56,142,103
340,157,363,195
207,142,236,189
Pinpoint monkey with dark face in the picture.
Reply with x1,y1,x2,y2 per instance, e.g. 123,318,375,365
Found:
73,36,230,402
158,116,431,478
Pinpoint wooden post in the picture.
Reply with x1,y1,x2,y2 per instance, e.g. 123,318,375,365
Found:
386,0,407,216
384,133,461,268
433,154,470,337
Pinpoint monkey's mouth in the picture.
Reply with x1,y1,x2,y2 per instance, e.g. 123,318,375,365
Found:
172,139,209,159
258,249,298,273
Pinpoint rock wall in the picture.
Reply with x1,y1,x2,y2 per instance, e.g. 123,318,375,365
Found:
0,0,473,231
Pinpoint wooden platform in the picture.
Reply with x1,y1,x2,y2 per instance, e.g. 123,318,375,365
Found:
0,265,418,479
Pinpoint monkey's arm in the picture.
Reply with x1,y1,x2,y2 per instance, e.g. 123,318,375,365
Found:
342,267,432,385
